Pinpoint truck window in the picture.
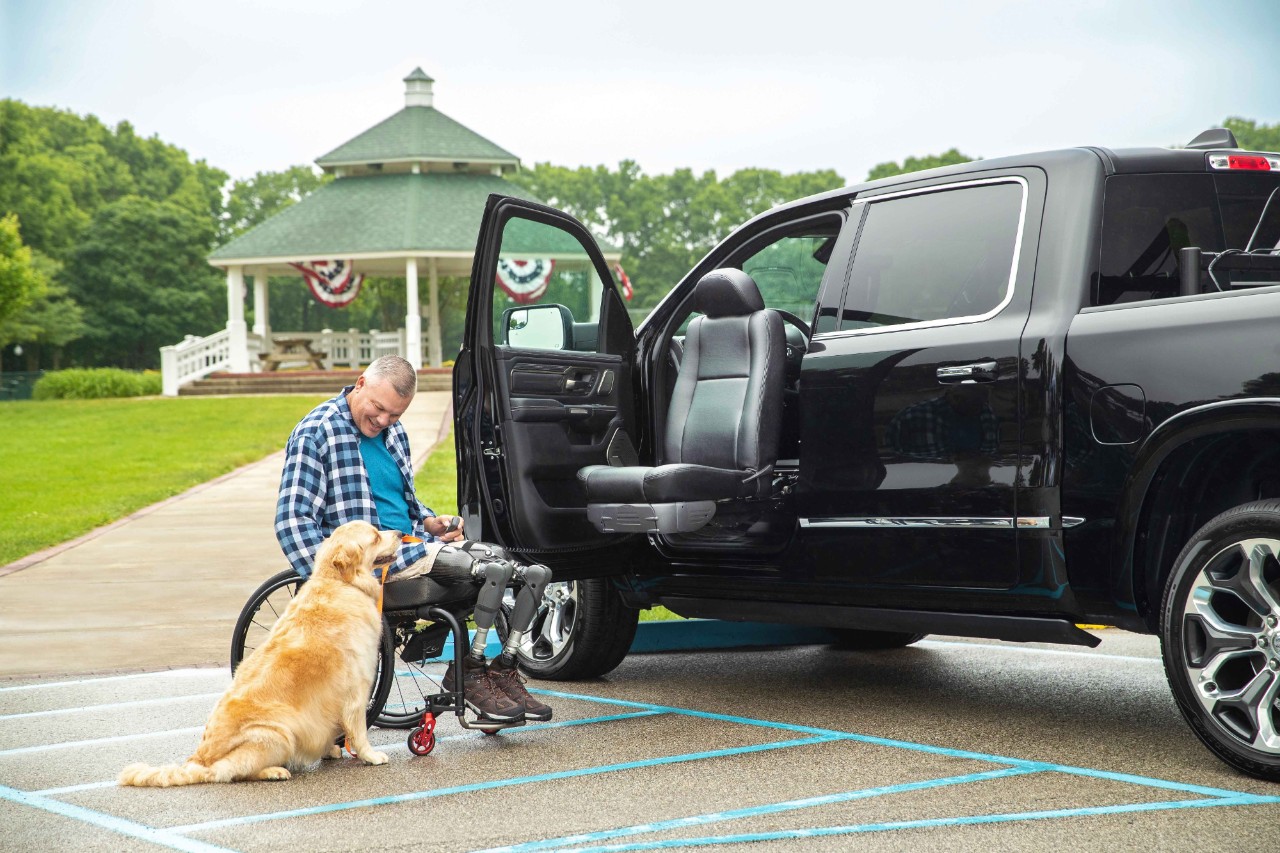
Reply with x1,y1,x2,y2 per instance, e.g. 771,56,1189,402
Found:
1096,173,1280,306
676,219,841,335
832,181,1024,332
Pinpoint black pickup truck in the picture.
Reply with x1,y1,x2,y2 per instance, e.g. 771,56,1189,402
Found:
454,128,1280,780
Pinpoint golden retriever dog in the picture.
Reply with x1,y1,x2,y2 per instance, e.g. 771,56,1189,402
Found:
119,521,400,786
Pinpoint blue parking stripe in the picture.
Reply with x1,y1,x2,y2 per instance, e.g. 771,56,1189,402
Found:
0,692,223,721
0,725,206,757
525,688,1259,799
18,711,669,797
0,784,235,853
479,765,1042,853
169,735,839,835
548,796,1280,852
7,679,1274,852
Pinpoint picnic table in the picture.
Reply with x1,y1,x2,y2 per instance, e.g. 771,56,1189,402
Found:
259,337,327,371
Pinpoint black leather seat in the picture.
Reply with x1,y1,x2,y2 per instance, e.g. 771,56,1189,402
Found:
578,268,784,534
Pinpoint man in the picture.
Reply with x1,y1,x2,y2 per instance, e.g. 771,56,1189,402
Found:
275,355,552,723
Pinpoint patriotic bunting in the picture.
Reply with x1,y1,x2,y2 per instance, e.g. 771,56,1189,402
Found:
291,260,364,308
496,258,555,304
614,263,633,301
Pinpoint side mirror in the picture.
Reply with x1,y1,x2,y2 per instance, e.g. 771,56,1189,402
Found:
502,303,573,349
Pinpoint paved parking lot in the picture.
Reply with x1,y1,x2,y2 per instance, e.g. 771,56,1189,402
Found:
3,630,1279,852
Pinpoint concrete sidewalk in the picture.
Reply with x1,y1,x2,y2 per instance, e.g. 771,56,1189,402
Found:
0,390,454,679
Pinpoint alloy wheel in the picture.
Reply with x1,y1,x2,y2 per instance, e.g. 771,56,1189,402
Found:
1180,536,1280,754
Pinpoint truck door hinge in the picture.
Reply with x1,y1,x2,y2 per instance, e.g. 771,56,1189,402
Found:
483,447,503,459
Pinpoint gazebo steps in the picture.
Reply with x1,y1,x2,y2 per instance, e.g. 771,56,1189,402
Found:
180,369,452,396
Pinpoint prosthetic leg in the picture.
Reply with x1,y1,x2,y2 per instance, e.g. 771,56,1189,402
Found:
407,544,555,754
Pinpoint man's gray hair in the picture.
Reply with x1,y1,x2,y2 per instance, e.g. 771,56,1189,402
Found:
364,355,417,397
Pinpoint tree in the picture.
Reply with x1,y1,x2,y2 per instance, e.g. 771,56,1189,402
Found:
62,196,223,369
0,100,227,263
1224,117,1280,153
865,148,975,182
0,262,85,370
508,162,845,311
221,165,331,241
0,213,46,328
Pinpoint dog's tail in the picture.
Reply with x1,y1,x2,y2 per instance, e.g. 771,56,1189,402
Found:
118,761,214,787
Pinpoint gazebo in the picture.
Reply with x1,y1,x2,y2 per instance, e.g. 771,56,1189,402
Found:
161,69,539,394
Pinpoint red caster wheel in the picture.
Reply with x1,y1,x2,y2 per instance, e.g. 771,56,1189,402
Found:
408,726,436,755
408,712,437,756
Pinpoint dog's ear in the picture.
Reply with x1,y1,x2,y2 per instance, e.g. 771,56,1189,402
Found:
329,542,363,584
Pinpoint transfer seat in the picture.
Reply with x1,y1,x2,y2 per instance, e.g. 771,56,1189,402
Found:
578,268,784,534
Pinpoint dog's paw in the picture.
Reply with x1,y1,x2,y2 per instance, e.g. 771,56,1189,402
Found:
256,766,292,781
362,751,389,766
324,744,343,760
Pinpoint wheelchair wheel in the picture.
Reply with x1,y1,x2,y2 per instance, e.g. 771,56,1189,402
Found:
375,616,457,729
230,568,394,728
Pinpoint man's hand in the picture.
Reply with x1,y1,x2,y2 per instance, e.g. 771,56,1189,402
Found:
426,514,465,543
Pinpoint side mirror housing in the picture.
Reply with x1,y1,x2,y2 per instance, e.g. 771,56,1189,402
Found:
502,303,573,349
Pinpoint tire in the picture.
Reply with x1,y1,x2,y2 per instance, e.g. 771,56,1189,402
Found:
1160,499,1280,782
375,619,456,729
829,629,927,650
230,569,394,729
500,578,639,681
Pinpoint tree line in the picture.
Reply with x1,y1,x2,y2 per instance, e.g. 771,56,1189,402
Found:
1,98,1276,371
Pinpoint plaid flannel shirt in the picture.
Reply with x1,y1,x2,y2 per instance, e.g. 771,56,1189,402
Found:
275,386,435,578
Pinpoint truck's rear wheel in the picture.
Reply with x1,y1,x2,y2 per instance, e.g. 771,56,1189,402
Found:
1160,499,1280,781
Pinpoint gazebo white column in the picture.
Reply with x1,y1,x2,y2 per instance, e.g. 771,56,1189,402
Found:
405,258,423,370
226,265,250,373
428,257,442,368
251,267,271,347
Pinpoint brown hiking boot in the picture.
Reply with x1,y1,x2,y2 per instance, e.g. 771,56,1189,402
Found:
442,656,524,722
488,659,553,721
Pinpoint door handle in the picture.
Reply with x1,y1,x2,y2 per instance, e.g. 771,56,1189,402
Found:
562,368,597,394
936,361,998,383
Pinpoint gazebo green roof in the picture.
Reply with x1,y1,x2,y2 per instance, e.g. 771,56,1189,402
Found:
315,107,518,169
209,173,541,261
315,68,517,170
208,69,618,276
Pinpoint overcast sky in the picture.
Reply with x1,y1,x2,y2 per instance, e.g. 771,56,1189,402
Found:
4,0,1279,186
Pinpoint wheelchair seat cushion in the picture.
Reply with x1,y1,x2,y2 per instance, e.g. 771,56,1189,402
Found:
381,574,477,612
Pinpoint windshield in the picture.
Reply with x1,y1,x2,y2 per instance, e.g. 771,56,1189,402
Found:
1096,171,1280,305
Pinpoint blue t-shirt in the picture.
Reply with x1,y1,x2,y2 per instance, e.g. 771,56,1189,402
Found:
358,432,412,535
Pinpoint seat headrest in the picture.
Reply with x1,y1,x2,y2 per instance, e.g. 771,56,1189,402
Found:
695,268,765,318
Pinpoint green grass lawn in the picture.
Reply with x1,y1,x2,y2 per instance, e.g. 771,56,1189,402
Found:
0,395,327,565
1,394,679,618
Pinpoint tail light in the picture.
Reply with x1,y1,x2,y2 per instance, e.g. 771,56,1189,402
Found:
1209,153,1279,171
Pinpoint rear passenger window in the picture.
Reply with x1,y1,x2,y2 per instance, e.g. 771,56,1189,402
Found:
1096,173,1280,305
823,181,1024,333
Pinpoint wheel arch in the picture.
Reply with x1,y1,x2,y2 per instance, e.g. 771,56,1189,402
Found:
1113,399,1280,630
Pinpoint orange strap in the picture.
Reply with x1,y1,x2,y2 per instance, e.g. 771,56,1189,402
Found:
377,534,423,614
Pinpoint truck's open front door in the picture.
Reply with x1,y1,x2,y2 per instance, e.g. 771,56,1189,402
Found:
454,194,639,577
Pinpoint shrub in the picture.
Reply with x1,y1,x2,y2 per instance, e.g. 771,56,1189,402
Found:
32,368,161,400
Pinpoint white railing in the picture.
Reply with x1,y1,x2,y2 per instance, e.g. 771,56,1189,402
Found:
160,327,415,395
160,329,262,396
316,328,406,368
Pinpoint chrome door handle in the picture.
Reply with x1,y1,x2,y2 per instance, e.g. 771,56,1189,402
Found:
936,361,998,383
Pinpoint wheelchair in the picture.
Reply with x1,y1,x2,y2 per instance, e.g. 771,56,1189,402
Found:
230,561,530,757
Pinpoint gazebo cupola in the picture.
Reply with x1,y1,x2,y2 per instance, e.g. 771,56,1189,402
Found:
315,68,520,180
188,68,536,393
